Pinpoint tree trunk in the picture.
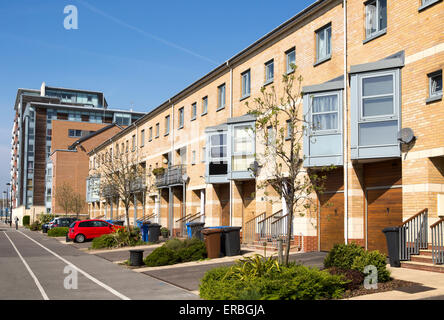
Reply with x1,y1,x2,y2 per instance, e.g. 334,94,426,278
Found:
284,201,293,266
125,205,131,231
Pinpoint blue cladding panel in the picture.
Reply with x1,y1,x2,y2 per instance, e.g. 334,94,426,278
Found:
309,134,342,156
358,120,398,146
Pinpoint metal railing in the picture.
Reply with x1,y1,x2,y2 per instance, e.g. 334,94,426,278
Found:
431,218,444,265
136,212,156,224
257,210,283,244
155,165,186,187
175,212,202,237
129,176,146,192
242,212,266,244
399,208,428,261
271,213,293,245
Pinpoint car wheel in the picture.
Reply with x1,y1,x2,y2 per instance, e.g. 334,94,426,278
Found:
75,234,86,243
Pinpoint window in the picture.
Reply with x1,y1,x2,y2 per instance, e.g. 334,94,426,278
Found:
241,70,251,98
202,96,208,115
191,103,197,120
165,115,170,135
418,0,441,11
265,60,274,84
126,140,129,153
132,135,136,151
311,94,339,132
149,127,153,141
428,70,442,100
232,124,255,172
192,150,196,165
68,129,82,137
315,24,332,63
140,130,145,147
365,0,387,40
155,123,160,138
286,48,296,74
178,107,184,128
217,84,226,110
361,73,394,118
208,132,227,175
286,120,292,139
114,113,131,126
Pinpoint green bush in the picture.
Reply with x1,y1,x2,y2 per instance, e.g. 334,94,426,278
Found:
91,234,118,249
38,214,55,224
177,239,207,262
164,238,186,251
47,227,69,237
29,221,42,231
199,263,348,300
351,250,391,283
22,215,30,226
324,243,365,270
144,246,180,267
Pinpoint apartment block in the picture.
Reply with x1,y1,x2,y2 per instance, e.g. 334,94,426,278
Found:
10,82,145,223
87,0,443,255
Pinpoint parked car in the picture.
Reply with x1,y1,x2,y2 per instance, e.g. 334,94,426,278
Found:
42,219,55,233
68,219,124,243
43,217,77,233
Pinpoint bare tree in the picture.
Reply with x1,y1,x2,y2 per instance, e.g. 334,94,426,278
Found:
246,65,331,265
71,192,85,219
99,151,145,230
55,182,74,216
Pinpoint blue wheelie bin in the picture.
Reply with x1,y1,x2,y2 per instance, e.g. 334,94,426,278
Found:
141,222,150,242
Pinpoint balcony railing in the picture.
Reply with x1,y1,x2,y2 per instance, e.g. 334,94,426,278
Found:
130,176,146,192
155,165,186,188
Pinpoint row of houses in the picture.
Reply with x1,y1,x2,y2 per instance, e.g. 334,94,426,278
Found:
11,0,444,256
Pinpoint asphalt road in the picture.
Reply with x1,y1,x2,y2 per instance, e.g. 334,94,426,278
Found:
0,223,199,300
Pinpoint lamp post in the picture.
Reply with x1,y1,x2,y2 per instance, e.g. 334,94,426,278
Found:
3,191,7,223
6,183,11,226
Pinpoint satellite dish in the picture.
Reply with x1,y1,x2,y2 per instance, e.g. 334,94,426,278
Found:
397,128,415,144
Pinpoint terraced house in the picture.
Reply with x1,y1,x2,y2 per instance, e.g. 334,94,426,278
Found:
86,0,444,263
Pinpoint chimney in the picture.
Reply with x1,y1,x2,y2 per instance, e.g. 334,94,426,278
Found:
40,82,46,96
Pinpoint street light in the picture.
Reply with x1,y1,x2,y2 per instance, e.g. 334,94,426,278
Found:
6,183,11,225
3,191,7,223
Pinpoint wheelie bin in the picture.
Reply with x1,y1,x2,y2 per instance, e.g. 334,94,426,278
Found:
201,228,224,259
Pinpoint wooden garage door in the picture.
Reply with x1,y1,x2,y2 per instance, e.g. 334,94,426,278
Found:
319,192,344,251
367,187,402,255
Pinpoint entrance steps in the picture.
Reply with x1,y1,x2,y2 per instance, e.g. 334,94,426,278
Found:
401,249,444,273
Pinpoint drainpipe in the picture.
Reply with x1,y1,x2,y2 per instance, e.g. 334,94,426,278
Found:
228,61,233,226
343,0,349,245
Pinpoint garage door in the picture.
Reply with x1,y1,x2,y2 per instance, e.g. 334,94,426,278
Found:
366,187,402,255
319,192,344,251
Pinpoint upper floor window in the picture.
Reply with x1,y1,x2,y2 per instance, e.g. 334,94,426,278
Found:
140,130,145,147
361,73,394,119
286,48,296,74
365,0,387,40
178,107,184,128
419,0,441,11
311,94,339,132
265,60,274,84
132,135,136,151
217,84,226,110
232,124,255,172
114,113,131,126
68,129,82,138
192,150,196,165
155,123,160,138
315,24,332,64
286,119,292,139
149,127,153,141
202,96,208,115
428,70,442,100
165,115,170,134
241,70,251,98
208,131,227,175
191,102,197,120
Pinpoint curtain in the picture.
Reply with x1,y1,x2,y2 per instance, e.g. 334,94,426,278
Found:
318,30,325,59
366,2,377,36
312,95,338,130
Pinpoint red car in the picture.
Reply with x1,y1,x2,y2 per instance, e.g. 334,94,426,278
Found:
68,219,124,243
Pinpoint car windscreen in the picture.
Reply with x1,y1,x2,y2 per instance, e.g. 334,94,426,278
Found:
69,222,76,228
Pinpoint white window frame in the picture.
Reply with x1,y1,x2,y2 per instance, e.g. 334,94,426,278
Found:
315,24,332,63
265,59,274,84
241,69,251,98
310,92,341,134
364,0,387,40
217,84,226,110
286,48,296,74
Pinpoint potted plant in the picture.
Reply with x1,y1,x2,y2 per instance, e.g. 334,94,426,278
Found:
152,167,165,176
161,227,169,238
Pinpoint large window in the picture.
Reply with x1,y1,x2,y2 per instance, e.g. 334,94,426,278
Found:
241,70,251,98
114,113,131,126
365,0,387,40
316,24,332,63
217,84,226,110
232,125,255,172
311,94,339,131
208,132,227,175
361,73,394,118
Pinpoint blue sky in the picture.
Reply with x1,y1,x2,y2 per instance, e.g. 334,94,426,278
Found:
0,0,314,189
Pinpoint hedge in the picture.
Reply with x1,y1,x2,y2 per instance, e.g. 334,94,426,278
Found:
22,215,30,226
47,227,69,237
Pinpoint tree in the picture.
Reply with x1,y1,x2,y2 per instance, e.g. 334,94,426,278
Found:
56,182,74,216
99,151,146,230
71,192,85,219
246,65,331,265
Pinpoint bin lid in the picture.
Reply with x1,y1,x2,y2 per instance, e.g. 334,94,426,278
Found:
222,226,242,232
201,228,224,235
189,222,205,226
382,226,400,233
147,223,161,227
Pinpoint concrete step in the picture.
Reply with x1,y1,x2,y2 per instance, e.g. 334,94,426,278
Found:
411,254,434,263
419,249,433,256
400,261,444,273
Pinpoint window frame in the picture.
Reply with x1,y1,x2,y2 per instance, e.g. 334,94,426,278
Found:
241,69,251,99
140,129,145,147
191,102,197,121
285,47,296,74
427,70,443,102
315,23,332,65
231,123,256,173
217,84,226,111
149,127,153,141
155,123,160,138
359,70,397,122
419,0,442,11
165,115,170,135
310,92,341,134
264,59,274,85
363,0,387,43
178,107,184,129
201,96,208,115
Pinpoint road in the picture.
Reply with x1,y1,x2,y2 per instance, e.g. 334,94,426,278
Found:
0,222,199,300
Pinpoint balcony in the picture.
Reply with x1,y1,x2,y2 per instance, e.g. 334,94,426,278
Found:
155,165,186,188
101,183,118,198
130,176,147,192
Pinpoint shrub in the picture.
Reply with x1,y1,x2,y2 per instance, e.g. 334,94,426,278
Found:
324,243,365,270
224,255,280,281
351,250,391,283
112,228,143,247
144,246,180,267
177,239,207,262
38,214,55,225
164,238,186,251
47,227,69,237
327,267,365,290
22,215,30,226
29,221,42,231
92,234,118,249
199,263,347,300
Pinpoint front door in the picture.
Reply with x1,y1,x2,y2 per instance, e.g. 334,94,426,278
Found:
319,192,344,251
